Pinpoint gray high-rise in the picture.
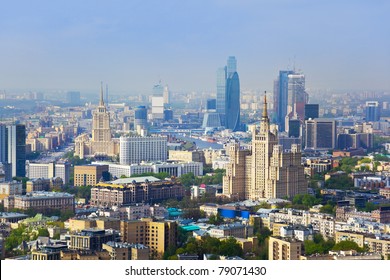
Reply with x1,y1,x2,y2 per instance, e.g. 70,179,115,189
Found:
1,124,26,177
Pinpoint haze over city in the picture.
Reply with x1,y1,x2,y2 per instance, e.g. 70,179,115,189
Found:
1,0,389,93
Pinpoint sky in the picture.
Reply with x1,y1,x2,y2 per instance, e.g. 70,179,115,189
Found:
0,0,389,94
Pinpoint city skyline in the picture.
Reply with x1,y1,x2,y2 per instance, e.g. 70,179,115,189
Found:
0,0,389,93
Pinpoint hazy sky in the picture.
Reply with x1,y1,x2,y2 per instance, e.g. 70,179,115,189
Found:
1,0,389,94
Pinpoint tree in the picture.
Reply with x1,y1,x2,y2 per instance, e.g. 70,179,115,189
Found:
332,240,366,252
208,213,224,225
37,228,50,237
320,204,335,215
180,172,196,187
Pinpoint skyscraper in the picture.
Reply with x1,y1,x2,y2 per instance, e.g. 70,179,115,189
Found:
274,70,294,132
6,124,26,177
365,101,381,122
134,106,148,129
216,56,240,131
225,71,240,131
274,71,308,131
0,124,7,164
304,104,319,120
74,83,119,159
216,67,227,123
223,95,307,200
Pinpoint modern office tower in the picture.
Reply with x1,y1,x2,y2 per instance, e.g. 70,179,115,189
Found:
66,91,81,105
274,70,308,131
304,104,319,120
206,99,217,110
151,81,165,120
337,132,373,150
287,74,308,121
151,96,164,120
365,101,381,122
0,124,6,164
216,56,240,131
216,67,227,123
6,124,26,177
163,85,170,105
202,112,222,129
225,71,240,131
223,96,307,200
305,119,337,150
134,106,148,129
74,84,119,159
119,136,167,165
288,119,301,138
164,109,173,121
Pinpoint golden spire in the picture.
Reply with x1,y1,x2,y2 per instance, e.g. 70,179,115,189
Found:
262,91,268,118
99,81,104,106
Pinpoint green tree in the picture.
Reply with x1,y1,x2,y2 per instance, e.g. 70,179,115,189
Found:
208,213,224,225
332,240,366,252
37,228,50,237
180,172,196,187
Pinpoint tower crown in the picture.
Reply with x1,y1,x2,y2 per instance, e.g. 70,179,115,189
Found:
262,91,268,119
99,82,105,106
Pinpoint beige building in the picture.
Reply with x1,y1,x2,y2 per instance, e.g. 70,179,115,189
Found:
168,150,205,163
90,180,185,207
4,192,75,214
68,217,120,232
102,241,149,260
223,96,307,200
335,231,390,258
269,236,302,260
74,84,119,159
0,181,23,200
74,164,109,187
120,218,177,256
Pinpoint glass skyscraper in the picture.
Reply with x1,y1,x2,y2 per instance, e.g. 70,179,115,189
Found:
216,56,240,131
274,70,294,132
6,124,26,177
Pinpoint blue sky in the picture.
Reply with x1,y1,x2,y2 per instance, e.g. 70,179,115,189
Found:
0,0,389,93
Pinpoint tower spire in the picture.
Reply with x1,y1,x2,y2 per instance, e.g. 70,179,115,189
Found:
99,81,104,106
262,91,268,118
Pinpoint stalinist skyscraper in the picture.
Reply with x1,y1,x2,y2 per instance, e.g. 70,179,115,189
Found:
75,83,119,159
223,94,307,200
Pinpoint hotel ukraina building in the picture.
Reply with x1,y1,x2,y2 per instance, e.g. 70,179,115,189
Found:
223,96,307,200
74,84,119,159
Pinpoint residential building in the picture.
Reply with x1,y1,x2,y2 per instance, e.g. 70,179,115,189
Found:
120,218,177,255
269,236,302,260
223,96,307,200
102,241,149,260
90,178,185,207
